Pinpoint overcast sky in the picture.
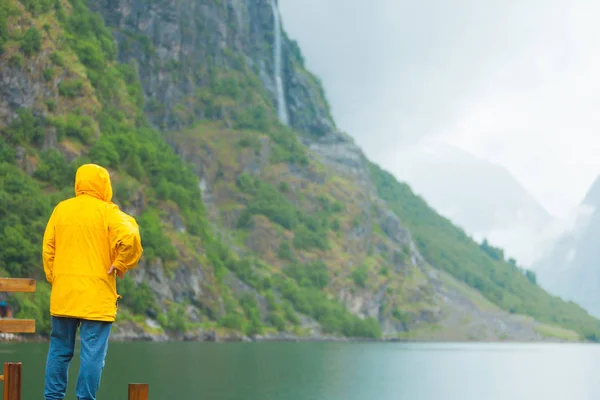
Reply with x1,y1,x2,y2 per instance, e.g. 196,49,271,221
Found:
280,0,600,220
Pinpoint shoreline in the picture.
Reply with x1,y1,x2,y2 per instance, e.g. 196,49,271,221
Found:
0,332,588,345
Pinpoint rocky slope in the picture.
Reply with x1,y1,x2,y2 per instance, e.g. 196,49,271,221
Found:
0,0,598,342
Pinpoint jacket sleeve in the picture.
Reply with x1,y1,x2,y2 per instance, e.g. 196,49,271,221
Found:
42,208,57,284
108,205,143,274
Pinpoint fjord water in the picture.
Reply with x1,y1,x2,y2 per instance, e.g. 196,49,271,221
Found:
4,342,600,400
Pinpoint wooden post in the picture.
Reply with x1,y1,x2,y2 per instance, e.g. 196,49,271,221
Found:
3,363,21,400
128,383,149,400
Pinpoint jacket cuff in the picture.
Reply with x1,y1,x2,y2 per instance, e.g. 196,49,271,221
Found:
113,262,127,273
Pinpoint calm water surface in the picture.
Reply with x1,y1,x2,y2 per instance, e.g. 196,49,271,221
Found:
2,341,600,400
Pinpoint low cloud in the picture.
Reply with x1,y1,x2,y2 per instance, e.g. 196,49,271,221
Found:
281,0,600,218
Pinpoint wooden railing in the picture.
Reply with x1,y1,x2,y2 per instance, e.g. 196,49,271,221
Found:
0,278,36,335
0,278,150,399
0,278,35,400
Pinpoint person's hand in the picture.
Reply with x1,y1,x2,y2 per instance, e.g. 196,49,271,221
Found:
108,265,125,279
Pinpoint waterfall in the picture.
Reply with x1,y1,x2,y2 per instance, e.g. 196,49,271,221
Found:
270,0,289,125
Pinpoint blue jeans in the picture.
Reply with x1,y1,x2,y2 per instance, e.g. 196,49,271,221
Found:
44,317,112,400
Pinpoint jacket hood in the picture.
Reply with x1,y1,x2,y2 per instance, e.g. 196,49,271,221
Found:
75,164,113,202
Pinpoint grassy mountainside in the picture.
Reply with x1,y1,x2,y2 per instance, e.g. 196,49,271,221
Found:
370,164,600,340
0,0,599,342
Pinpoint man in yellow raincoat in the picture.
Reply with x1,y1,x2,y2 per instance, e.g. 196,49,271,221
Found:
42,164,143,400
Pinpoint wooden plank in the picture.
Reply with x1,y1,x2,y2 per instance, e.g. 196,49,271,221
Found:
0,279,36,293
3,363,22,400
128,383,149,400
0,320,35,334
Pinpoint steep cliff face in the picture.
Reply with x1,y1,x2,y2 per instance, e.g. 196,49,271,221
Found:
1,0,598,342
87,0,333,137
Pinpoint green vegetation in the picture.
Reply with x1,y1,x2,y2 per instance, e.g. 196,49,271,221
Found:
11,282,52,335
392,307,410,327
193,67,309,166
284,261,330,290
9,54,24,68
0,156,56,335
218,293,246,331
525,270,537,285
50,51,64,66
237,175,331,251
479,239,505,261
237,135,262,154
239,293,263,336
19,0,57,16
534,323,579,342
237,175,297,230
118,275,160,317
58,78,84,97
224,257,263,290
276,275,381,338
293,223,327,251
369,162,600,340
158,302,188,332
20,26,41,56
0,5,9,55
282,300,300,325
137,211,178,262
4,108,45,146
287,38,305,67
34,149,76,188
265,291,286,330
52,112,95,144
43,68,54,81
217,290,266,336
45,100,56,111
278,240,295,261
351,265,368,288
0,161,53,279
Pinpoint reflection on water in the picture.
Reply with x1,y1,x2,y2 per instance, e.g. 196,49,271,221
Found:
3,342,600,400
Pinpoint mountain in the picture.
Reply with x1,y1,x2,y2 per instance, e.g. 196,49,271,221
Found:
391,142,555,266
0,0,599,342
536,177,600,318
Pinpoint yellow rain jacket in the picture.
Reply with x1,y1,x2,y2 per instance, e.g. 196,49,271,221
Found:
42,164,143,322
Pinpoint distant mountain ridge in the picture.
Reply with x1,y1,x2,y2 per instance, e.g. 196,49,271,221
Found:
390,142,555,266
536,177,600,317
583,176,600,206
